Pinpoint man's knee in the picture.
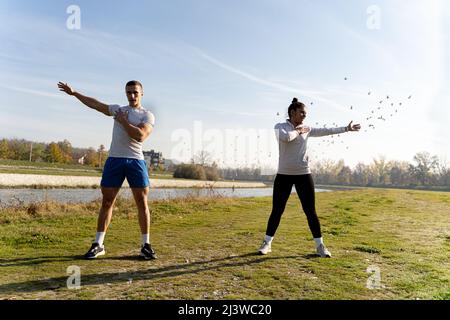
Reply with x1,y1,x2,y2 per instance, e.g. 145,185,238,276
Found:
101,196,116,209
135,198,149,211
101,188,119,209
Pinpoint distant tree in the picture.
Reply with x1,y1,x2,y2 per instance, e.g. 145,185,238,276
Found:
57,139,73,163
389,164,404,186
388,161,411,186
372,156,390,185
97,144,108,167
46,142,64,163
312,159,339,184
0,139,9,159
352,163,369,185
252,167,262,181
8,139,30,160
337,166,352,185
30,142,46,162
410,152,438,185
204,162,221,181
192,150,212,166
84,148,99,167
436,158,450,186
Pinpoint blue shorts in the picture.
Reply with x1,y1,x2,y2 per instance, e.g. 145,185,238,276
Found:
101,157,150,188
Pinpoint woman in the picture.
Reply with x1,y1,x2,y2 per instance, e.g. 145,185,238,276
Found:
258,98,361,257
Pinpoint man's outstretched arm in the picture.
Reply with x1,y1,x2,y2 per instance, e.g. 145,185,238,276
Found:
57,82,110,116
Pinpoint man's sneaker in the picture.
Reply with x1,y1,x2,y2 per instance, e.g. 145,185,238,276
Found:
140,243,157,260
258,240,272,255
84,243,105,259
316,244,331,258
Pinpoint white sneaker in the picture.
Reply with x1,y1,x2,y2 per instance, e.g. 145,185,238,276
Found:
316,244,331,258
258,240,272,255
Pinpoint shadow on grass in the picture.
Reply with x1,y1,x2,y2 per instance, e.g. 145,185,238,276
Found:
0,252,307,294
0,255,84,267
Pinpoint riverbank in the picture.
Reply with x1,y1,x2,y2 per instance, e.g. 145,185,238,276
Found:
0,173,267,189
0,188,448,299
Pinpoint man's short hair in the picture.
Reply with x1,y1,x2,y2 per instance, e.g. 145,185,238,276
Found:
125,80,143,89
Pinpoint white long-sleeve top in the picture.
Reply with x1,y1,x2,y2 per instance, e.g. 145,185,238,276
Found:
274,120,347,175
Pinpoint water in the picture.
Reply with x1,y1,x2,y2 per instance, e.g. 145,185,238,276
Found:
0,187,331,207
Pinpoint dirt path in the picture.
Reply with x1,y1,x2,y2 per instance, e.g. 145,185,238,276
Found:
0,173,267,188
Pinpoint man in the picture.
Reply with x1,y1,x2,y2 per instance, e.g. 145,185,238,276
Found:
57,80,157,260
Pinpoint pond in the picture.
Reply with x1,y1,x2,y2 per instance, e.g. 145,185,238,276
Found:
0,187,331,207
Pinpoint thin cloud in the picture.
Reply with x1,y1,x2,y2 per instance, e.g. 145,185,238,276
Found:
193,47,349,111
0,84,69,99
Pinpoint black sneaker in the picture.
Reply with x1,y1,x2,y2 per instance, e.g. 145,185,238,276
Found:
84,243,106,259
140,243,157,260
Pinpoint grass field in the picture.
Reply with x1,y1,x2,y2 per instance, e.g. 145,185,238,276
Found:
0,159,103,177
0,159,174,180
0,188,449,300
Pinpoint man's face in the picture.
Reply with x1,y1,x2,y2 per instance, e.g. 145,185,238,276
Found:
126,85,143,107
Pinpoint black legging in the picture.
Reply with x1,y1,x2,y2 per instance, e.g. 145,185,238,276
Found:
265,173,322,238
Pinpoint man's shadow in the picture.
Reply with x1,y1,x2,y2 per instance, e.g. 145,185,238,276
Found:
0,252,315,294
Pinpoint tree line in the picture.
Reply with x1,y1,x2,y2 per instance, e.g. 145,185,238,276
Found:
0,138,108,167
310,152,450,188
173,151,450,188
2,139,448,188
173,151,268,182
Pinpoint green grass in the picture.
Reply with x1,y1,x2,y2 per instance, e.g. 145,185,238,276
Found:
0,159,102,177
0,159,174,179
0,168,103,177
0,159,101,170
0,159,266,183
0,189,449,300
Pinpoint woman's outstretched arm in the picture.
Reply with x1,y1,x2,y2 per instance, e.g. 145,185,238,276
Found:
309,121,361,137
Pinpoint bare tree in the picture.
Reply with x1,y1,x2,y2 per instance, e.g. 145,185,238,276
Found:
410,152,438,185
372,156,390,185
192,150,212,166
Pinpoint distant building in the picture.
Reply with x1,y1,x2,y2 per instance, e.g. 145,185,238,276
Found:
78,154,87,165
143,150,164,167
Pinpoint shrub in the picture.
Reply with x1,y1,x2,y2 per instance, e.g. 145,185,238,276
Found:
173,164,222,181
173,164,206,180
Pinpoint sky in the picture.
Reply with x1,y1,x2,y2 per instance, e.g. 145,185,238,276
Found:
0,0,449,173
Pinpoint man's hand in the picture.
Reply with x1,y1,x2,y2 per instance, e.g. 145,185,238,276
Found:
57,82,75,95
115,111,152,142
114,110,129,125
346,121,361,132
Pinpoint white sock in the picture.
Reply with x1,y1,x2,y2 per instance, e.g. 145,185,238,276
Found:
95,232,106,246
314,237,324,248
142,234,150,245
264,235,273,244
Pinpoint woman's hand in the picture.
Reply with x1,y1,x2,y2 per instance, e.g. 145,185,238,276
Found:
346,121,361,132
296,126,311,134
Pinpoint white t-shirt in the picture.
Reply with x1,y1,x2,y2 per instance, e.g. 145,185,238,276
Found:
108,104,155,160
275,120,347,175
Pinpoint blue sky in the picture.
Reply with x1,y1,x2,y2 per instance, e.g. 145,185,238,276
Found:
0,0,449,171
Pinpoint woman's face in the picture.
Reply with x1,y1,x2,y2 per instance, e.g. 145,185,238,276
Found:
291,107,307,125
